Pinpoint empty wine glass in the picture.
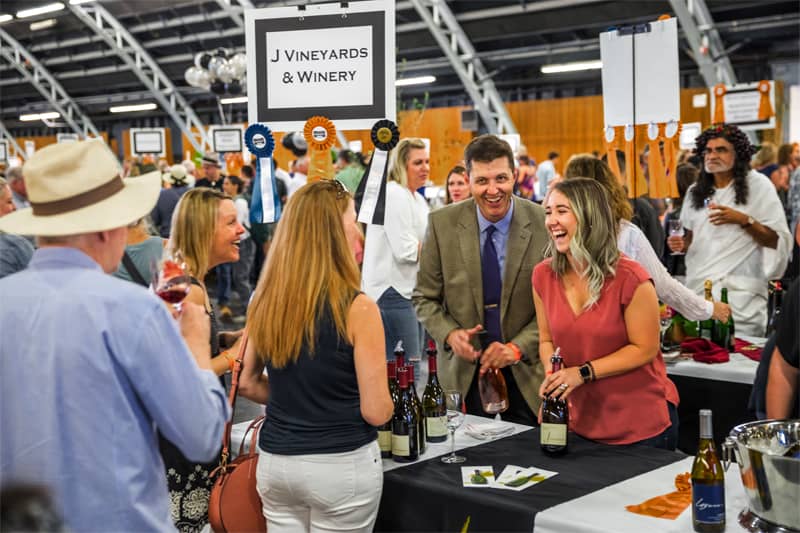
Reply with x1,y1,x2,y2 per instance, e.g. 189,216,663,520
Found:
153,254,192,312
441,389,466,464
668,219,685,256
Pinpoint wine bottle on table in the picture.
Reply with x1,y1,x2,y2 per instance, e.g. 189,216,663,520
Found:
699,280,715,342
422,340,447,443
766,281,783,336
691,409,725,532
540,347,569,455
393,340,406,370
406,365,426,455
378,361,397,458
392,367,418,463
714,288,734,353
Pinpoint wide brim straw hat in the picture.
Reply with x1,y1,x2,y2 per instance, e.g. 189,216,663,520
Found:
0,140,161,236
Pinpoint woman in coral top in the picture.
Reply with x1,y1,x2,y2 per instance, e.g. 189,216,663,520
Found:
532,178,679,449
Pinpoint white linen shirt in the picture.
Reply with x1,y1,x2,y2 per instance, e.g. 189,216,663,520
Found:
362,180,430,300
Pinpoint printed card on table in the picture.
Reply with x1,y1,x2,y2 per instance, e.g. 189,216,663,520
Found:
494,465,558,491
461,466,495,488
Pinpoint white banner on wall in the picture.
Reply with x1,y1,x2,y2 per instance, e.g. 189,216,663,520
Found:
209,125,245,153
130,128,166,156
709,81,776,131
245,0,395,131
57,133,80,143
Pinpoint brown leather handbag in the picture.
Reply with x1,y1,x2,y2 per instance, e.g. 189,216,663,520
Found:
208,332,268,533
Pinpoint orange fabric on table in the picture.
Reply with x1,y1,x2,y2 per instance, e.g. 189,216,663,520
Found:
625,473,692,520
532,256,679,445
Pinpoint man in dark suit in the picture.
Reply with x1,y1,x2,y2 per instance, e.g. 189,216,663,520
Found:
413,135,548,425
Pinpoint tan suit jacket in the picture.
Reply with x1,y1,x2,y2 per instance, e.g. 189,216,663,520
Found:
413,197,548,413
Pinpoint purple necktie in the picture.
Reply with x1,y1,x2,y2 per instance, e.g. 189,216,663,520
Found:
482,225,502,345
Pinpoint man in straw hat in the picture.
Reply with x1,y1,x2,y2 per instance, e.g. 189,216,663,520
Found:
0,141,230,531
196,151,225,190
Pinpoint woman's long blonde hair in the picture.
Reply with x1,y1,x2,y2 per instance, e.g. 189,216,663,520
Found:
546,178,620,309
388,138,427,188
248,180,361,368
564,154,633,223
168,187,227,279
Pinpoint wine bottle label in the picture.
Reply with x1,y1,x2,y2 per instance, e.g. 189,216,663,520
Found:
426,415,448,437
378,430,392,452
692,484,725,524
540,423,567,446
391,434,410,456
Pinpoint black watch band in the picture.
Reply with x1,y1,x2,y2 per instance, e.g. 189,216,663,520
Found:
579,364,592,383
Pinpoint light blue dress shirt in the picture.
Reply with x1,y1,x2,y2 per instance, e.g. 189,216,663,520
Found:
477,199,515,277
0,247,230,532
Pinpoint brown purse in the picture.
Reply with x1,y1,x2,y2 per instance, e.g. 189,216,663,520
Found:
208,331,268,533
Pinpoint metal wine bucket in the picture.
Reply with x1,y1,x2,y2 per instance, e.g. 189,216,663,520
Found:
723,419,800,532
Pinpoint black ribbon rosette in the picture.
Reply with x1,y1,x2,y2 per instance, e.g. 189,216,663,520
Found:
244,123,280,224
355,119,400,225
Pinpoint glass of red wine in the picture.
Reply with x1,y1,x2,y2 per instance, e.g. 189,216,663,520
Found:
153,254,191,312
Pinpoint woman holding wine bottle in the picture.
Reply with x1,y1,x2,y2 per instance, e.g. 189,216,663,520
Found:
239,179,394,532
533,178,679,449
162,187,245,532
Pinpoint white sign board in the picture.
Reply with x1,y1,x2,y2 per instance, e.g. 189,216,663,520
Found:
245,0,395,131
24,140,35,158
0,140,7,162
709,81,776,131
498,134,521,155
349,140,363,154
600,18,680,127
130,128,166,156
57,133,80,143
210,125,244,153
679,122,702,150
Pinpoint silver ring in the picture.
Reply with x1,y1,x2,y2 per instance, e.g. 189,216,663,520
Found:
559,383,568,390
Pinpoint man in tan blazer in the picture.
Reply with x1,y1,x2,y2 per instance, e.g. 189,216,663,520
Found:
413,135,547,425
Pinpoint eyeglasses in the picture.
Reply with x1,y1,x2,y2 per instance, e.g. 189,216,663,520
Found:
702,146,731,157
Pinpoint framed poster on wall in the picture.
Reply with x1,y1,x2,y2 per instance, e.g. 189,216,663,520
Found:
130,128,166,156
210,125,244,153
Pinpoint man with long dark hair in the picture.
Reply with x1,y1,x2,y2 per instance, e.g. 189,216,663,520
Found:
667,124,792,336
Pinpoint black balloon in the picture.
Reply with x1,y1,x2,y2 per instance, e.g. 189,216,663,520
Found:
210,79,226,95
215,47,228,59
199,52,212,69
226,79,242,95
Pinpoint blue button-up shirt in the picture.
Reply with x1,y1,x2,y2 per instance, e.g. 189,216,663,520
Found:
0,247,230,532
477,199,514,277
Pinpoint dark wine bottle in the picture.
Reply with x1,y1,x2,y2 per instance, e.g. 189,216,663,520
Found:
699,280,715,342
422,341,447,443
391,367,418,463
393,340,406,370
661,306,686,351
691,409,725,532
540,348,569,455
406,365,426,455
714,288,734,353
766,281,783,336
378,361,397,458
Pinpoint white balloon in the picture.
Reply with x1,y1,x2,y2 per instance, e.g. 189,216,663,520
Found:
230,53,247,78
184,66,201,87
194,52,208,69
217,63,235,83
207,57,226,79
196,69,211,90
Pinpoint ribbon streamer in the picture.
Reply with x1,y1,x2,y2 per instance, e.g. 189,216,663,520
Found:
712,83,726,125
663,121,681,198
303,116,336,182
647,123,668,198
244,124,280,224
603,126,623,184
355,120,399,225
623,124,639,197
757,80,773,121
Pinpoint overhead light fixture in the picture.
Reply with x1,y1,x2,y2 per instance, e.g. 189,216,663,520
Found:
16,2,65,19
30,18,57,31
0,14,12,23
20,111,61,121
540,60,603,74
109,103,157,113
396,75,436,87
220,96,248,104
69,0,95,4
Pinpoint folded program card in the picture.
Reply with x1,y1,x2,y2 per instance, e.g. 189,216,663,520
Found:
461,466,495,488
494,465,558,491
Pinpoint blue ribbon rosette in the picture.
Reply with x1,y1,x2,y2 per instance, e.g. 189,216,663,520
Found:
244,123,280,224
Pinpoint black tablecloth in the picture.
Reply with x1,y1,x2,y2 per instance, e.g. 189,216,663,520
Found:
375,429,685,532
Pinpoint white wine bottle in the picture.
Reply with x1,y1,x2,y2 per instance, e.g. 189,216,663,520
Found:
691,409,725,532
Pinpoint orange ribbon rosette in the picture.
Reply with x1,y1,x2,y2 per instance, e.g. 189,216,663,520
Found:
303,116,337,182
757,80,773,121
712,83,727,124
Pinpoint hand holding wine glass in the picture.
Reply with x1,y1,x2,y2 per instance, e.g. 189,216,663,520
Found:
441,390,466,464
668,219,685,256
154,254,192,313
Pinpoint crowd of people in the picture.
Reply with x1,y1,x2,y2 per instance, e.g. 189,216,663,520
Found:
0,124,798,532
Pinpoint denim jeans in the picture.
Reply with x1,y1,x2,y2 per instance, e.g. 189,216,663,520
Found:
376,287,426,391
256,441,382,533
215,263,232,306
632,402,679,450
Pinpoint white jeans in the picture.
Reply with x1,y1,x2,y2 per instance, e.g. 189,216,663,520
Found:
256,440,383,533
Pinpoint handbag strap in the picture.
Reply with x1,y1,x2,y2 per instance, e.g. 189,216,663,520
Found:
122,251,149,287
220,329,249,466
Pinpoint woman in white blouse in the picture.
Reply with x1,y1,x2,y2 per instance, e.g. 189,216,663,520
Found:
563,154,731,323
362,138,430,363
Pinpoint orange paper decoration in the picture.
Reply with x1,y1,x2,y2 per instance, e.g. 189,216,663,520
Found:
663,122,682,198
603,126,623,185
712,84,727,124
757,80,774,121
625,473,692,520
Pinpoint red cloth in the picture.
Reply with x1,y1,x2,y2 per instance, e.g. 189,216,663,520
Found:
680,338,730,364
734,338,762,361
533,257,679,445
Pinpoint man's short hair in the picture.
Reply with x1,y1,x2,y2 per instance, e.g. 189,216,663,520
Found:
6,167,23,183
548,151,559,160
464,135,515,174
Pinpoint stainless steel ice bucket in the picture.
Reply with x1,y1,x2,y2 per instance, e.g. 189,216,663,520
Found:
723,419,800,532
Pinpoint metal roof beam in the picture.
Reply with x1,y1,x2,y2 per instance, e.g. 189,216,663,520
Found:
0,28,99,138
409,0,517,134
0,120,26,161
67,2,209,153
